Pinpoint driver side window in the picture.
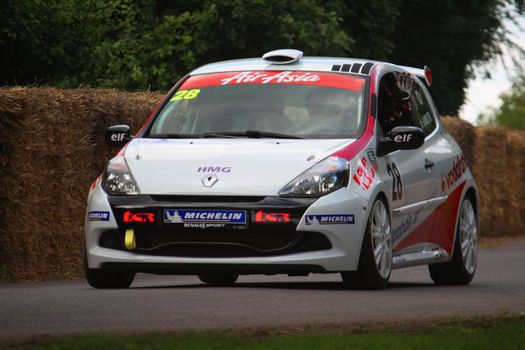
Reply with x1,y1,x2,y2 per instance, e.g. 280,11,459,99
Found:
377,72,436,137
377,73,414,136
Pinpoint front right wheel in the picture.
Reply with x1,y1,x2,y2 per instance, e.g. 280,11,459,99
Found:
429,196,477,285
341,197,392,290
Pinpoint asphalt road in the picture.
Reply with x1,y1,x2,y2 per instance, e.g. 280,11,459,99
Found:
1,239,525,340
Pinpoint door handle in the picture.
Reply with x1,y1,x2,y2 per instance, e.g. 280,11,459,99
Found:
424,158,434,169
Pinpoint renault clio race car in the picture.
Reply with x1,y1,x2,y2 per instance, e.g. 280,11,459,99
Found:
85,49,479,289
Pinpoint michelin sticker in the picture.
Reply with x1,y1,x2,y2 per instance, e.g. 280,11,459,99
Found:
88,211,110,221
305,215,355,225
164,209,247,228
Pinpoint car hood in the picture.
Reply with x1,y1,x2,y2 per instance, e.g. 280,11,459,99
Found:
124,138,354,196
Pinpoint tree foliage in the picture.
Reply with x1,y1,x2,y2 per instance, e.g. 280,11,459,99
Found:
0,0,522,114
389,0,516,115
482,75,525,130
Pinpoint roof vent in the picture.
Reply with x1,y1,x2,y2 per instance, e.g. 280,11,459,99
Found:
262,49,303,64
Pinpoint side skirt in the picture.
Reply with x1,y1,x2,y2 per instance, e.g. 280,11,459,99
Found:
392,244,449,269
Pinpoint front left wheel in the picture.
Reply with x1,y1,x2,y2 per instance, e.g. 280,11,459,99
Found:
198,274,238,286
342,197,392,290
84,250,135,289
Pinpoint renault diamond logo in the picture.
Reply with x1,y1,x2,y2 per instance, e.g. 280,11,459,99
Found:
202,174,218,188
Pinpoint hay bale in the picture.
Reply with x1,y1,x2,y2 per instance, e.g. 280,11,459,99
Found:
503,129,525,236
441,116,476,170
473,127,524,237
0,87,162,281
1,88,524,281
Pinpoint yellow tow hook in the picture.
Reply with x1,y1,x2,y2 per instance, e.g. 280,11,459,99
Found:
124,228,136,250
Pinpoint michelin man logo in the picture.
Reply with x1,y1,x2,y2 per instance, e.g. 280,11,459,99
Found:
165,210,183,223
305,216,320,225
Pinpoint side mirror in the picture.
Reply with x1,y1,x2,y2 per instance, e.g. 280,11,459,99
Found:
105,125,131,147
377,126,425,156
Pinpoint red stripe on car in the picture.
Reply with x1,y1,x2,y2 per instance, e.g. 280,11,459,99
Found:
331,65,379,160
394,180,467,254
331,115,375,160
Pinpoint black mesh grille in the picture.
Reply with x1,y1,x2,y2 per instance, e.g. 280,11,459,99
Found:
136,225,297,251
99,229,331,258
133,230,331,257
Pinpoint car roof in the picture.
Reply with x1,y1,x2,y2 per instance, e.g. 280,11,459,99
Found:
190,49,431,86
191,57,381,76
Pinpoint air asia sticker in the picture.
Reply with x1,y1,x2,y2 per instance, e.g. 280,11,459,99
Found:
305,215,355,225
441,155,467,192
353,156,377,190
88,211,110,221
179,71,365,91
220,71,320,85
164,209,247,228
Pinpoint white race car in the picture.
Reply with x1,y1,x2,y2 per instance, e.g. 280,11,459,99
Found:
85,49,479,289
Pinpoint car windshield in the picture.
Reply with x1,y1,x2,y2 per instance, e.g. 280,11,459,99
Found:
147,71,366,139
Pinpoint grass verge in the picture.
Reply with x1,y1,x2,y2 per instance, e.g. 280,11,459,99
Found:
2,314,524,350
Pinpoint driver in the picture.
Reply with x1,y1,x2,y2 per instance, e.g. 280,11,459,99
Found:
305,88,355,134
378,74,412,135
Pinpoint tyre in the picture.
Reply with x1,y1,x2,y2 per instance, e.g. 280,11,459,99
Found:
84,250,135,289
198,274,238,286
342,197,392,290
429,196,477,285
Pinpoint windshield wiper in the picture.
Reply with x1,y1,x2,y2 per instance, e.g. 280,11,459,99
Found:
148,133,242,139
149,130,304,139
148,133,205,139
202,130,304,139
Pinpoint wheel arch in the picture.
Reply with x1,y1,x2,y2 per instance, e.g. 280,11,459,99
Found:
464,186,479,218
450,184,479,260
375,190,390,208
352,190,391,271
375,190,391,223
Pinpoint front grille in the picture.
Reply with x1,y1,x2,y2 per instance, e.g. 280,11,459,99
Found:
98,229,331,258
104,196,327,258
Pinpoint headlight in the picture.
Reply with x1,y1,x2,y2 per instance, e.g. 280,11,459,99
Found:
279,156,350,197
101,156,140,195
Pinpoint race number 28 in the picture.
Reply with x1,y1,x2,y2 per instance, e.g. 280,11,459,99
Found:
387,163,403,201
170,89,201,101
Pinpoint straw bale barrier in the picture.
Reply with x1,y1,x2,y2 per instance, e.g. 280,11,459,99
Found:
0,87,523,281
440,116,476,169
473,127,525,237
0,87,162,281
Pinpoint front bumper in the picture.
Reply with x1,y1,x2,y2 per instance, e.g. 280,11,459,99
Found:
85,186,369,273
